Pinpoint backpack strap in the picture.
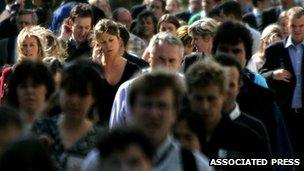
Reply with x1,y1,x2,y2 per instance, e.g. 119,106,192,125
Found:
181,146,198,171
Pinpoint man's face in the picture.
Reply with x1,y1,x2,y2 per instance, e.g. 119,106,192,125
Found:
288,15,304,44
202,0,217,13
131,89,176,146
188,85,224,131
117,10,132,31
215,42,247,69
71,17,92,43
189,0,202,12
148,0,164,19
223,66,241,111
16,14,34,32
149,42,182,72
101,144,153,171
259,0,271,10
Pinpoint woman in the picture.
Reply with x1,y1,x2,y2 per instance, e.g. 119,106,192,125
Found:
188,18,218,57
247,24,283,73
132,10,158,45
17,25,46,62
6,60,55,130
32,60,104,170
92,19,140,124
176,25,193,56
157,14,180,34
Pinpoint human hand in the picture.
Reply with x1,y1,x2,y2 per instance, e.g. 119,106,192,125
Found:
59,18,73,42
272,69,292,82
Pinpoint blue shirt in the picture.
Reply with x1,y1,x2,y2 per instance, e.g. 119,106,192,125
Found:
284,36,304,108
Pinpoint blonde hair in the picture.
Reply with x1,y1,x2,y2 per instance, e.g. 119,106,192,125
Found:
257,24,282,59
17,26,45,62
188,18,219,38
17,26,66,63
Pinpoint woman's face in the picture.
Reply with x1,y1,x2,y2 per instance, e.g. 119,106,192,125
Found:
191,34,213,54
97,33,121,58
140,16,155,38
173,120,201,151
17,78,47,115
159,21,177,34
22,36,40,60
59,88,95,119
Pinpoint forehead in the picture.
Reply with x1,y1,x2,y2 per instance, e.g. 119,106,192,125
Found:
23,36,38,42
152,42,181,57
191,84,222,96
150,0,163,6
73,17,92,25
289,15,304,25
18,14,32,21
97,32,118,40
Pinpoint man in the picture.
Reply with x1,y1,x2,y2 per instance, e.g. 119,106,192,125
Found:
50,0,87,35
219,0,261,55
260,7,304,154
215,54,272,155
185,59,271,170
0,9,38,66
60,3,93,62
176,0,202,23
213,21,293,161
112,7,147,57
109,32,184,128
83,70,212,171
243,0,272,32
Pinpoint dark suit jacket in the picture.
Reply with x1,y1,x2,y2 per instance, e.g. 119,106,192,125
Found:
65,39,92,62
180,52,205,73
175,10,192,23
243,12,261,32
260,39,304,113
234,112,271,151
262,6,281,30
0,36,17,66
238,69,293,159
203,115,273,171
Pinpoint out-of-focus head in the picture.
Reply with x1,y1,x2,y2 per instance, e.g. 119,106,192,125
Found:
166,0,180,14
219,1,242,22
188,18,219,54
278,10,289,38
98,127,154,171
189,0,202,13
176,25,193,56
147,32,184,72
157,14,180,34
89,0,112,18
147,0,166,19
16,9,38,32
112,8,133,31
7,60,55,115
260,24,283,50
185,59,228,133
129,70,185,146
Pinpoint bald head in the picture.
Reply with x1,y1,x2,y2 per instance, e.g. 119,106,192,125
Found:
112,8,132,31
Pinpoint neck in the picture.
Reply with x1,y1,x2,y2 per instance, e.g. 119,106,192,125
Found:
223,102,236,114
101,53,122,67
60,115,87,129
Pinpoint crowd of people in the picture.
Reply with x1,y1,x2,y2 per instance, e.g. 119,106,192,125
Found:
0,0,303,170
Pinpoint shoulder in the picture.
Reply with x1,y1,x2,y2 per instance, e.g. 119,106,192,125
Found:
32,116,59,135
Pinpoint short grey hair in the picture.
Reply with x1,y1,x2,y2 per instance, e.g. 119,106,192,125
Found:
148,32,184,59
188,17,219,38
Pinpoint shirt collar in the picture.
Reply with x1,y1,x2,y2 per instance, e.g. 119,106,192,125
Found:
252,8,261,16
284,36,304,48
154,135,173,164
229,102,241,120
